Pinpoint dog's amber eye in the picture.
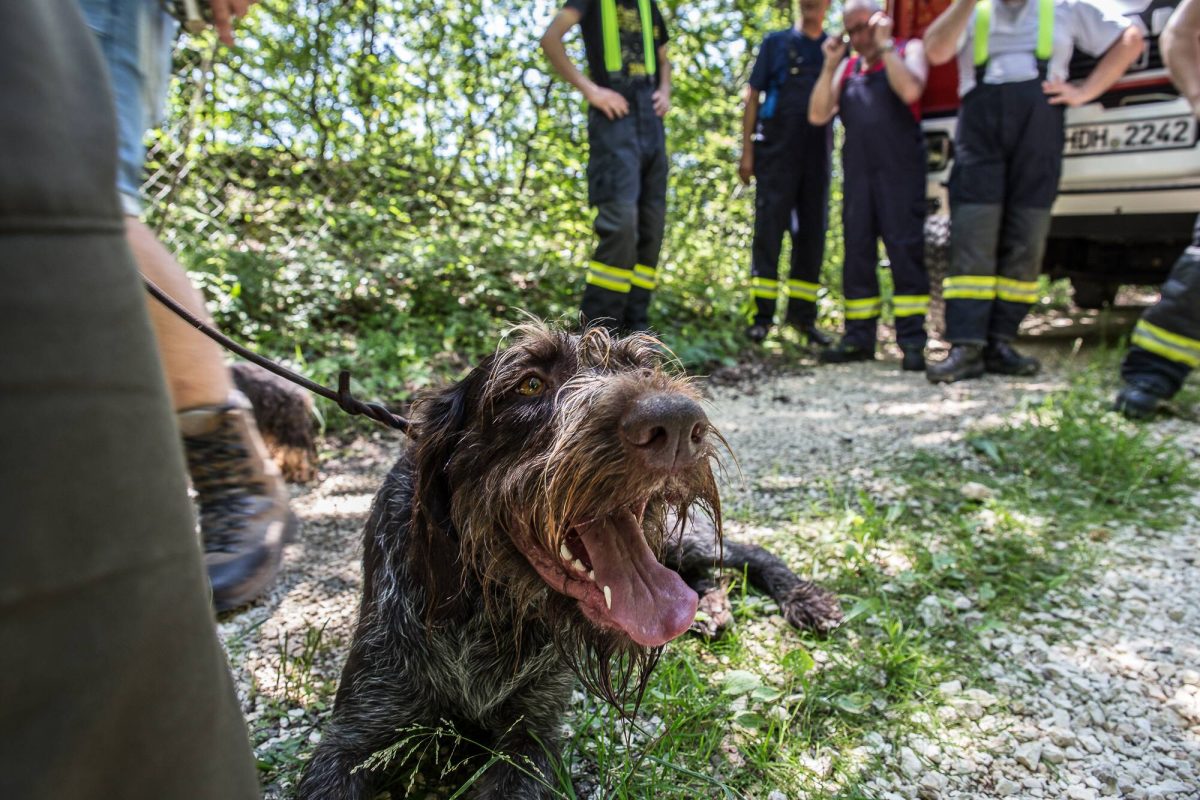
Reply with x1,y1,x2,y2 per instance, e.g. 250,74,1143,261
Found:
517,375,545,397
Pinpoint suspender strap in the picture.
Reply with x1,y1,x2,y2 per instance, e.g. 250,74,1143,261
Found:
601,0,656,77
974,0,1054,79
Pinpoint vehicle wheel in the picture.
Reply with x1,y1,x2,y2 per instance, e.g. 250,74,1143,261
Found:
1070,278,1119,309
925,214,950,335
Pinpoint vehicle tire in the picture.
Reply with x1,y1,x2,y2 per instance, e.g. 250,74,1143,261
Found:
925,214,950,336
1070,277,1119,309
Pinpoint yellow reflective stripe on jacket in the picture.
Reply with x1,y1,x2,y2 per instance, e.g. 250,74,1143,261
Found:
631,264,657,290
1131,320,1200,368
787,279,819,301
600,0,621,73
996,277,1040,304
845,296,883,320
944,275,997,300
751,276,777,299
638,0,656,76
587,261,632,293
893,294,931,317
975,0,1054,67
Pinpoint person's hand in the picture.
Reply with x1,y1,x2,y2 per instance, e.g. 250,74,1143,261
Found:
738,150,753,185
822,34,848,63
209,0,257,46
586,86,630,119
1042,80,1089,107
652,87,671,117
869,12,894,47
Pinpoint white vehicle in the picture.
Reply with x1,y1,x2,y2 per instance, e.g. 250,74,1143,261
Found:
898,0,1193,306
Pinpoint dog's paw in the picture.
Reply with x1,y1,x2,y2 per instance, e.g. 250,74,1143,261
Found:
690,586,734,640
780,581,843,635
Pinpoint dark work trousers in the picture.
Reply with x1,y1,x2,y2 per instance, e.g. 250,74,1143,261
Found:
750,82,832,328
580,83,668,333
1120,214,1200,398
838,57,929,351
945,76,1064,345
0,3,261,799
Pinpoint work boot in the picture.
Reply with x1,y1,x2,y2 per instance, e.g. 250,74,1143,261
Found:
983,340,1040,376
746,323,771,344
901,345,926,372
819,340,875,364
799,324,834,348
179,391,294,613
1113,385,1161,420
926,344,985,384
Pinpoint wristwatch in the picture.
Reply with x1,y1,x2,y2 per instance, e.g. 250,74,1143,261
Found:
881,37,896,53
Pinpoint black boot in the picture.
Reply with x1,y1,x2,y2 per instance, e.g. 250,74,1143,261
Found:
819,340,875,364
746,323,771,344
901,345,926,372
983,341,1040,376
1113,385,1162,420
926,344,984,384
799,324,834,348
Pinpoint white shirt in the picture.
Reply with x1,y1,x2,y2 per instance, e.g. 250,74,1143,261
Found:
955,0,1132,96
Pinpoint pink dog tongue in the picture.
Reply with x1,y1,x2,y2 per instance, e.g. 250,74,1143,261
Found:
577,509,698,647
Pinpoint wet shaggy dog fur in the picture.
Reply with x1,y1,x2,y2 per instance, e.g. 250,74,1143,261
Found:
296,325,841,799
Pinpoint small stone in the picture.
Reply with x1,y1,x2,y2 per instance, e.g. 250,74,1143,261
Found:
996,778,1020,796
1015,741,1043,771
767,791,788,800
918,595,946,628
1067,786,1098,800
938,679,963,696
1049,727,1077,747
900,747,922,778
961,481,994,501
1042,745,1066,764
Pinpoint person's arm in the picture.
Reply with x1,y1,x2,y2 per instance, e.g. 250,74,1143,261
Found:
653,45,671,116
739,86,759,184
209,0,256,46
923,0,975,66
1162,0,1200,116
540,7,630,119
1043,25,1144,106
874,14,928,104
809,37,849,126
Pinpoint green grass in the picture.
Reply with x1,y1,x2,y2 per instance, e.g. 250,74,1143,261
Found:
251,368,1194,799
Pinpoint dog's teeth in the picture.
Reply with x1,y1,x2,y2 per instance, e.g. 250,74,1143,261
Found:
588,570,595,581
572,559,586,572
560,543,572,561
603,585,612,610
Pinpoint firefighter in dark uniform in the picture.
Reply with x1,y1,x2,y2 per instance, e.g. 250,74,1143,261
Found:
923,0,1144,383
542,0,670,333
809,0,930,370
738,0,834,346
1115,0,1200,418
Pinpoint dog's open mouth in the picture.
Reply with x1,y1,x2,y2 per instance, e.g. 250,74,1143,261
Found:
516,503,698,648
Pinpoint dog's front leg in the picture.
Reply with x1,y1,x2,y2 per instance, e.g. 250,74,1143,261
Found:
469,729,559,800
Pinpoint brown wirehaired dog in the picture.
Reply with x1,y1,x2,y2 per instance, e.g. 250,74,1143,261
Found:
296,324,840,799
230,361,318,483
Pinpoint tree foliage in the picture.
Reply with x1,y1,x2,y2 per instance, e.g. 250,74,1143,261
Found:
147,0,844,406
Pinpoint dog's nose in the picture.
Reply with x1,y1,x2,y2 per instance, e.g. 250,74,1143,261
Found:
621,393,709,471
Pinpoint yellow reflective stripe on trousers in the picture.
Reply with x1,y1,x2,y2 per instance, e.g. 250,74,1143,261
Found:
975,0,1054,66
631,264,657,290
996,278,1040,304
893,294,930,317
943,275,997,300
1131,320,1200,368
751,276,777,299
845,296,883,320
787,279,819,302
587,261,632,293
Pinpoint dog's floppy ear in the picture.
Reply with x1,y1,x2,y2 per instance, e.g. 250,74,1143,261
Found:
408,356,494,621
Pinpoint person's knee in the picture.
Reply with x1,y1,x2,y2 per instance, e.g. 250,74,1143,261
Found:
595,202,638,240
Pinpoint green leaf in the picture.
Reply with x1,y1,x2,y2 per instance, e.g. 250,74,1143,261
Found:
720,670,762,696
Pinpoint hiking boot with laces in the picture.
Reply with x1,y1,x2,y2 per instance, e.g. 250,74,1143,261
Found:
1113,385,1162,420
178,391,294,613
926,344,984,384
819,340,875,364
746,323,771,343
983,341,1041,376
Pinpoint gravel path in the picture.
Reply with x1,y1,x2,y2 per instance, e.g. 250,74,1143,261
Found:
220,338,1199,799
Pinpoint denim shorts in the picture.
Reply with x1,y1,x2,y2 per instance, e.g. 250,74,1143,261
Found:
77,0,176,216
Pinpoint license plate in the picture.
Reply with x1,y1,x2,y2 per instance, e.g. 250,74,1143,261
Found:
1064,116,1198,157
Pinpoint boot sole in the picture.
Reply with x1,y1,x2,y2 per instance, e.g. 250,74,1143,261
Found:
211,513,298,614
925,365,985,384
